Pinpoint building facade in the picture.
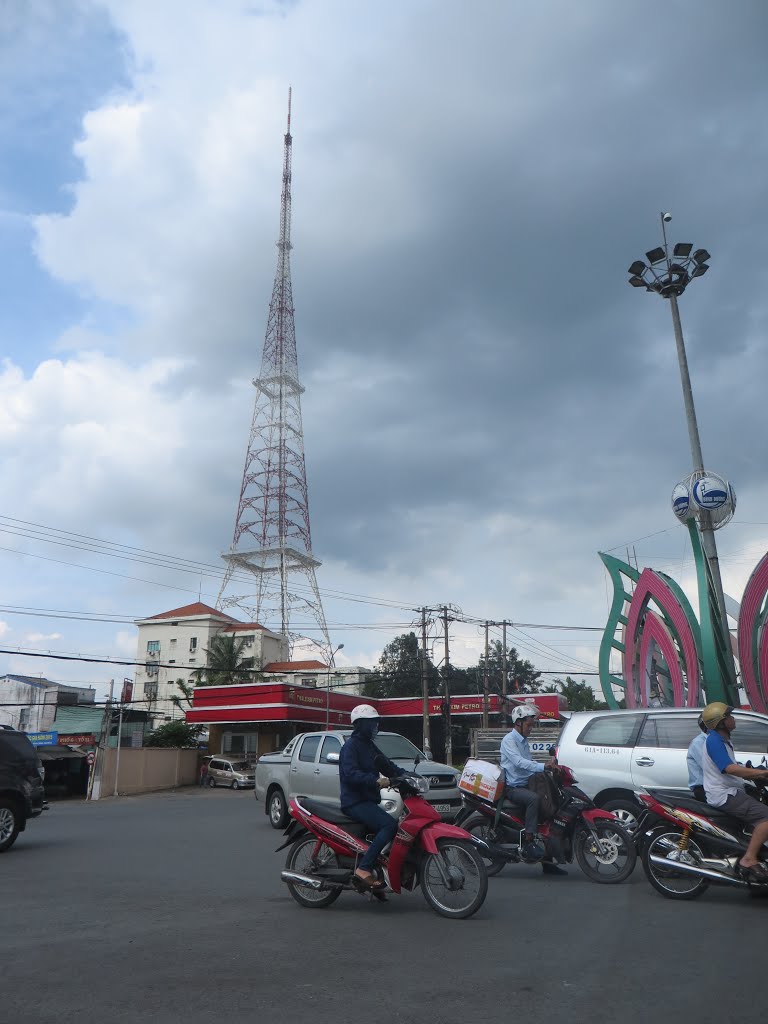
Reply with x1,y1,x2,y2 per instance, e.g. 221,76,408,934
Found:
132,602,289,727
0,674,96,732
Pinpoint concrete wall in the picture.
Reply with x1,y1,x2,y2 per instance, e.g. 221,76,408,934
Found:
98,747,199,797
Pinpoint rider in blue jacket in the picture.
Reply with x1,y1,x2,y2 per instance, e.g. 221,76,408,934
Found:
339,704,404,889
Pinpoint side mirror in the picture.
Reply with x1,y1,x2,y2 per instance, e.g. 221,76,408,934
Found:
325,752,340,763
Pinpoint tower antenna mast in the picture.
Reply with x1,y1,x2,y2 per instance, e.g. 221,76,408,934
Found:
217,90,331,656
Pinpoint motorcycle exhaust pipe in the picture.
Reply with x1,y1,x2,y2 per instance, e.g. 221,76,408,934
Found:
280,870,345,891
648,854,747,887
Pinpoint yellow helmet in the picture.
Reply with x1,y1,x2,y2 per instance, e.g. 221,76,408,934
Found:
701,702,734,731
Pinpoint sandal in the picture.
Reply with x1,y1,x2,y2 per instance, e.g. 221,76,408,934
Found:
737,861,768,884
353,870,386,890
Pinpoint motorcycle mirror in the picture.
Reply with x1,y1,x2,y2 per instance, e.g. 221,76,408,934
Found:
414,755,422,767
547,746,557,757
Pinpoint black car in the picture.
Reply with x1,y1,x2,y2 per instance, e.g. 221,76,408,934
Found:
0,728,47,851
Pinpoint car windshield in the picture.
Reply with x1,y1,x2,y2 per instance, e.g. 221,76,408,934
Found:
374,735,426,761
233,762,251,772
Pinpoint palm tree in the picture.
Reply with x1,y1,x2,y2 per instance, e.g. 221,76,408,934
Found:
192,634,260,687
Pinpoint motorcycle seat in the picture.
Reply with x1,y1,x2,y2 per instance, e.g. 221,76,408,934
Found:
298,797,370,833
646,788,737,826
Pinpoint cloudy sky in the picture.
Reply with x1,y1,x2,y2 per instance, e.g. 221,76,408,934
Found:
1,0,768,701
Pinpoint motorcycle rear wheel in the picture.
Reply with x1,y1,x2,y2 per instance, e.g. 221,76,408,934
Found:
284,837,342,909
463,815,506,877
574,820,637,883
641,827,709,900
420,839,488,919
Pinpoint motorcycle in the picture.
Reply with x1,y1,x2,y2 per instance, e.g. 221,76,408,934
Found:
277,773,488,919
637,781,768,900
454,763,637,883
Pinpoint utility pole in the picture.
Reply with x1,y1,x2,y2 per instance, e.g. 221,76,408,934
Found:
420,607,432,758
88,679,114,801
482,622,490,728
502,621,508,699
442,606,452,767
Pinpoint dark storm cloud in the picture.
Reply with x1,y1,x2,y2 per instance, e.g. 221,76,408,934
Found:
278,2,768,576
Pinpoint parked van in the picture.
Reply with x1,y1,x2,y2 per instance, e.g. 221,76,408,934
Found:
556,707,768,832
207,757,255,790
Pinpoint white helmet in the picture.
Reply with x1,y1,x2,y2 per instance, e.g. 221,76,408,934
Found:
350,704,379,724
510,704,538,724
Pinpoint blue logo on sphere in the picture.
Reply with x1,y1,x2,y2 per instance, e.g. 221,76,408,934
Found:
692,478,728,511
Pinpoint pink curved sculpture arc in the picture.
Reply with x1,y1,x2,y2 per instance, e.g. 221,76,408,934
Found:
737,552,768,714
623,569,701,709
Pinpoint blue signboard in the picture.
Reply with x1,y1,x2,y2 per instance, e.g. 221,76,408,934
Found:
27,731,58,747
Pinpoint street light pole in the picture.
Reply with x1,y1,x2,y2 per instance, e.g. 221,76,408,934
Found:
325,643,344,730
628,214,734,689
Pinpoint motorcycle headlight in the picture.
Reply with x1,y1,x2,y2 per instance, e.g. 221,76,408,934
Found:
381,799,398,812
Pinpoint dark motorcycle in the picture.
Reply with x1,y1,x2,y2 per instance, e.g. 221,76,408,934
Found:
454,763,636,883
637,781,768,900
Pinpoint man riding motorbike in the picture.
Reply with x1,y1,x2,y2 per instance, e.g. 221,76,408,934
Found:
500,704,564,876
701,701,768,883
338,704,405,890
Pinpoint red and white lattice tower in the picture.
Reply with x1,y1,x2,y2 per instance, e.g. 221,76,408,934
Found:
217,91,330,654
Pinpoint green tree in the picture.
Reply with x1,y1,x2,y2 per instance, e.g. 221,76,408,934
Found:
542,676,608,712
170,678,195,713
192,634,260,687
363,632,442,699
145,720,201,748
468,640,542,695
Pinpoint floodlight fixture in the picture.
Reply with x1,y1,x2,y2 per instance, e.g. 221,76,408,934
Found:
629,275,646,288
673,242,693,258
646,247,666,265
693,248,711,265
628,260,646,276
691,263,709,278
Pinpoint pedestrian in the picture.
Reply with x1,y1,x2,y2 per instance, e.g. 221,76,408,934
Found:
199,758,209,787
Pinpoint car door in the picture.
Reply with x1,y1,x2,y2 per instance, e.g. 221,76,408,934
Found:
313,735,343,805
732,712,768,769
570,713,645,799
631,713,699,792
291,734,321,797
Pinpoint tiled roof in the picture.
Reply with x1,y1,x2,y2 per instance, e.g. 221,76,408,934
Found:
145,602,240,622
263,660,328,672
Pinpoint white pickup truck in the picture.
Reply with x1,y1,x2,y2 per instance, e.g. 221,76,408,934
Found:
255,729,461,828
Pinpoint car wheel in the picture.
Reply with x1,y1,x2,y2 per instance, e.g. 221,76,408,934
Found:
601,798,642,835
208,777,216,788
0,799,21,853
268,788,289,829
232,780,240,790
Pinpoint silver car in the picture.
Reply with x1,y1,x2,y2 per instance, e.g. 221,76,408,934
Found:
555,707,768,831
208,757,255,790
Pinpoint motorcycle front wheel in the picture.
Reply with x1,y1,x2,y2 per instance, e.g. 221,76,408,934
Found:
284,837,342,909
574,819,637,883
420,839,488,919
641,827,709,900
463,815,506,877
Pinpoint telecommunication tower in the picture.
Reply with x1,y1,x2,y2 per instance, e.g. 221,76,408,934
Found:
217,90,330,654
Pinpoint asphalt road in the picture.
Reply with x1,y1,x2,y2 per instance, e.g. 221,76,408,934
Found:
2,789,765,1024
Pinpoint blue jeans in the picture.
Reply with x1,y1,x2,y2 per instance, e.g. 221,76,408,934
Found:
343,801,398,871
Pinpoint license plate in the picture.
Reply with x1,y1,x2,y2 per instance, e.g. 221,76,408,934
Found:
433,804,451,813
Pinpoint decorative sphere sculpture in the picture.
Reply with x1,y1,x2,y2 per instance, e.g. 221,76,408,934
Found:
672,471,736,530
671,482,691,522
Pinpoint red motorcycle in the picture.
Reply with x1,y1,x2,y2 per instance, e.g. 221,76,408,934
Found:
278,773,488,919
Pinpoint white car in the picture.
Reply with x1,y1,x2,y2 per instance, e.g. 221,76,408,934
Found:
555,707,768,831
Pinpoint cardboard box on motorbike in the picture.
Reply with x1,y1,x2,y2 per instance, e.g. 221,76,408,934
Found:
459,759,504,803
